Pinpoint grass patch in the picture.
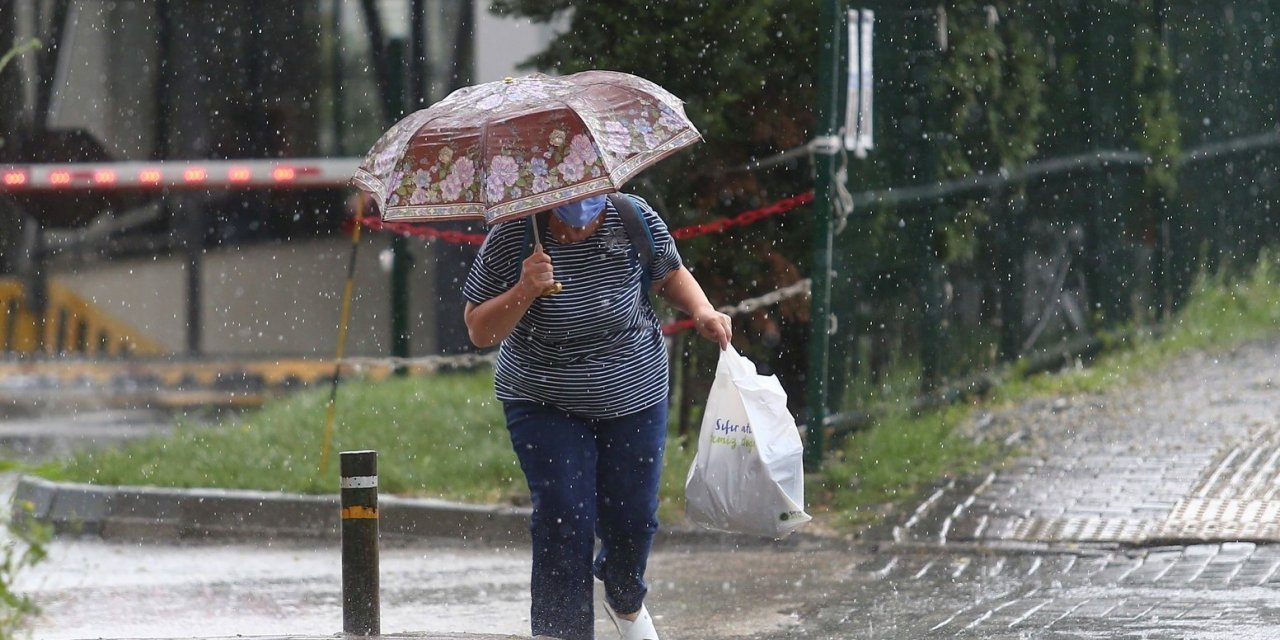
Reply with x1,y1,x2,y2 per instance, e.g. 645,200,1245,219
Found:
53,372,522,504
817,404,997,529
44,371,702,522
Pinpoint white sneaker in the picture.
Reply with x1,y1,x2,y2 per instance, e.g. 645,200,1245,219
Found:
603,602,659,640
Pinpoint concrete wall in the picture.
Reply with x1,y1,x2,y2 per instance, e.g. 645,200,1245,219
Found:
57,236,443,358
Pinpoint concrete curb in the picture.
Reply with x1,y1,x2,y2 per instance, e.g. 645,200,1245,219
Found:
12,475,525,544
12,475,834,549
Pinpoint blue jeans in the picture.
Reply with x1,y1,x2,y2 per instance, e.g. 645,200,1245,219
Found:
504,400,667,640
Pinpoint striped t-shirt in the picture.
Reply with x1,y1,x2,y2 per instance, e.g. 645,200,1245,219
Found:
463,195,683,418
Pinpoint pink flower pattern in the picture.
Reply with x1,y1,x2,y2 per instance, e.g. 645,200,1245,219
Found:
486,155,520,202
440,171,464,201
569,134,600,165
558,158,585,183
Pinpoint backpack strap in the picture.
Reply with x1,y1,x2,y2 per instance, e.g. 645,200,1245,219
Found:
607,193,657,291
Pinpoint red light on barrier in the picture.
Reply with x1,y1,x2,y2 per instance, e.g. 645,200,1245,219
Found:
3,158,355,191
271,166,296,182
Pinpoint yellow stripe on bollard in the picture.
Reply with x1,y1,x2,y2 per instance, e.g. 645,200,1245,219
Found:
340,505,378,520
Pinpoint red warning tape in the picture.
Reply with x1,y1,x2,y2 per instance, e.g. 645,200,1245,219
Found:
354,191,815,244
670,191,815,240
661,318,698,336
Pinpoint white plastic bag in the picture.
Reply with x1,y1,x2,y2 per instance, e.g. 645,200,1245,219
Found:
684,346,812,538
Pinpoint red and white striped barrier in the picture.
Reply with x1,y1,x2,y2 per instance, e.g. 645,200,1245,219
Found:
0,158,361,192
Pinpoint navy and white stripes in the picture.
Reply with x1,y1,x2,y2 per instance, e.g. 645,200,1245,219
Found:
463,195,682,418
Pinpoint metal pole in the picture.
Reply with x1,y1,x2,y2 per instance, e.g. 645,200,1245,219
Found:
340,450,380,636
358,0,396,125
386,36,411,371
33,0,71,131
805,0,842,469
390,0,428,370
154,0,172,160
995,190,1021,362
183,201,203,356
0,3,20,145
907,5,946,387
432,0,481,357
408,0,427,110
328,0,345,155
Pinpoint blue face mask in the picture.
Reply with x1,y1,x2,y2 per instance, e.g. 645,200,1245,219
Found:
552,195,607,228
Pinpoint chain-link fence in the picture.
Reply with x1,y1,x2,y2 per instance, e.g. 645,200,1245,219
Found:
809,1,1280,451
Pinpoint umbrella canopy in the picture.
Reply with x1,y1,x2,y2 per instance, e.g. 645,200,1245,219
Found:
352,70,701,226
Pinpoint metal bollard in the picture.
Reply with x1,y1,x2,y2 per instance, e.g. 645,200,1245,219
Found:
340,450,380,636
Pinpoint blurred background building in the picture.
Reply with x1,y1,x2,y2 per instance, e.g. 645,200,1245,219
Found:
0,0,561,359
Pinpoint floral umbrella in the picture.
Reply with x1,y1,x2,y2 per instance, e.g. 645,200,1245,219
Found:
352,70,702,226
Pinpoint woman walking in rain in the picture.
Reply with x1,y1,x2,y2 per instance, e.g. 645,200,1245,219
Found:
463,192,731,640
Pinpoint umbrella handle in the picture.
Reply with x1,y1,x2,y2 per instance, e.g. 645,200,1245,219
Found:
529,221,563,296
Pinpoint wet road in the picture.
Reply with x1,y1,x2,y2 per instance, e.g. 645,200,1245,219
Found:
27,532,1280,639
17,535,855,639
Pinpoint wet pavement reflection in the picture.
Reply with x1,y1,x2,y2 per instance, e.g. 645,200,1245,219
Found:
17,534,858,639
793,545,1280,639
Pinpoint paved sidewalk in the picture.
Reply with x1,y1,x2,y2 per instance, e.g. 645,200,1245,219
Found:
896,338,1280,549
